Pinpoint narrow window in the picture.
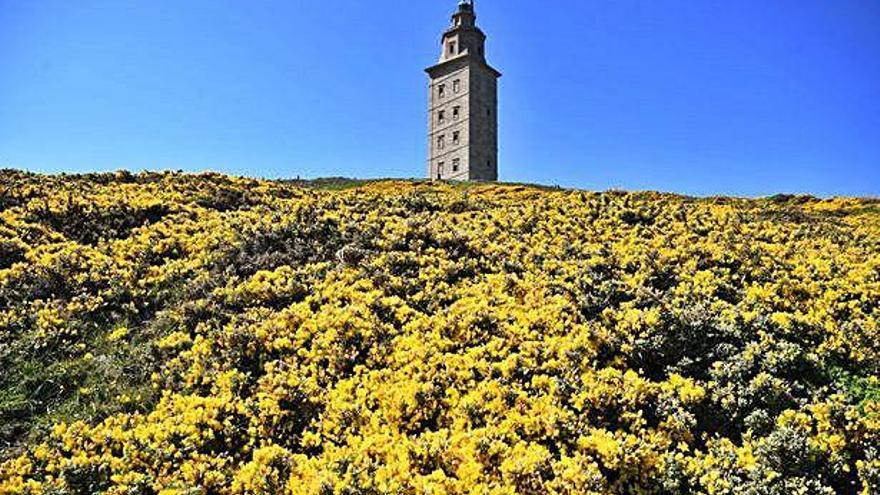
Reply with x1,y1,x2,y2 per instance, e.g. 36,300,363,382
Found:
438,162,444,177
448,42,456,55
438,84,446,98
452,158,460,172
453,79,461,93
438,110,445,123
453,131,460,145
437,135,445,150
453,106,460,120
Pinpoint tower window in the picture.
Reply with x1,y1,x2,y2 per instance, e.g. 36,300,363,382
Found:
452,158,460,172
437,135,445,150
453,79,461,93
453,106,460,120
448,42,456,55
453,131,460,145
438,110,445,123
438,84,446,98
438,162,444,179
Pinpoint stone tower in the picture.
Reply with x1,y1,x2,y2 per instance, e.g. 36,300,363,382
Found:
426,0,501,181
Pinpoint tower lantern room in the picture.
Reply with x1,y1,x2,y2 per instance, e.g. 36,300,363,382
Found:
452,1,476,28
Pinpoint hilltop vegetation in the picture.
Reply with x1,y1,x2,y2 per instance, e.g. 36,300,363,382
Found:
0,170,878,494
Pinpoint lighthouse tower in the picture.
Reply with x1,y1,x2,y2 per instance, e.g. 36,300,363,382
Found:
426,1,501,181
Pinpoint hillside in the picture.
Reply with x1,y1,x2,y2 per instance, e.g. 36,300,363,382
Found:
0,170,878,494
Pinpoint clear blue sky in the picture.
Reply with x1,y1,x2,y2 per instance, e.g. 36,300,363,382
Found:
1,0,878,196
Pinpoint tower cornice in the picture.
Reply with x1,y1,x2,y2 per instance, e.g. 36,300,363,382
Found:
425,55,501,79
442,25,486,39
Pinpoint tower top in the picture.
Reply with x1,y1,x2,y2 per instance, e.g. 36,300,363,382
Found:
451,0,477,29
429,0,499,72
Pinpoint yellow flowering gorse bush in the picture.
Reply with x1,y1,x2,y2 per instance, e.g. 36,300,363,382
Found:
0,171,878,494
